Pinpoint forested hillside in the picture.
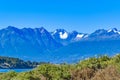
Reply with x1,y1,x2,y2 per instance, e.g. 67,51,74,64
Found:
0,56,42,69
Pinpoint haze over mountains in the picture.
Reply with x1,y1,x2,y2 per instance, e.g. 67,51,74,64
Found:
0,26,120,63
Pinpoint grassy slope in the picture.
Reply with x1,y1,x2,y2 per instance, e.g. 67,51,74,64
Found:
0,54,120,80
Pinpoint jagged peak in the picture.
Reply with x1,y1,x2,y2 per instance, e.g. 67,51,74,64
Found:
52,29,68,36
92,29,107,34
4,26,21,33
55,29,67,32
39,27,48,33
71,30,78,34
6,26,18,30
39,27,46,30
32,27,48,34
107,28,118,33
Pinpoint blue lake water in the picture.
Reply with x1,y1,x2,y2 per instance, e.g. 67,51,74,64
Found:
0,69,33,73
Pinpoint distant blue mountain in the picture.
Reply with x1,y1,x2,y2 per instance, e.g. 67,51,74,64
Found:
0,26,62,60
51,40,120,63
86,28,120,41
51,29,87,45
0,26,120,63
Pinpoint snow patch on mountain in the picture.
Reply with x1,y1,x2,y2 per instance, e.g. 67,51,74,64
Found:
53,30,57,34
84,34,89,38
76,34,84,38
116,31,120,34
59,32,68,39
107,28,120,34
108,29,117,32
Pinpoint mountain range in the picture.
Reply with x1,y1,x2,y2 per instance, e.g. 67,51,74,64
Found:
0,26,120,63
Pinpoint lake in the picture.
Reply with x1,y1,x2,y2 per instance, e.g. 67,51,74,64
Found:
0,69,33,73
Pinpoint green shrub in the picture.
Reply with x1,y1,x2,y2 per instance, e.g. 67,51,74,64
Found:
0,54,120,80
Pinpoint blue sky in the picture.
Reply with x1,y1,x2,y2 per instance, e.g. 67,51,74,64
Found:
0,0,120,33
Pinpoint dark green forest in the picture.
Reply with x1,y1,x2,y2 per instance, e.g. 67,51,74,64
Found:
0,56,43,69
0,54,120,80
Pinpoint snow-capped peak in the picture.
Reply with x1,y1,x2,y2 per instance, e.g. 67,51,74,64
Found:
107,28,117,33
59,32,68,39
107,28,120,34
52,29,69,39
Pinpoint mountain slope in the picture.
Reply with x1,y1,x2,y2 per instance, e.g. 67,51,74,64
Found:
0,26,62,60
85,28,120,41
0,27,120,63
51,40,120,63
51,29,88,45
